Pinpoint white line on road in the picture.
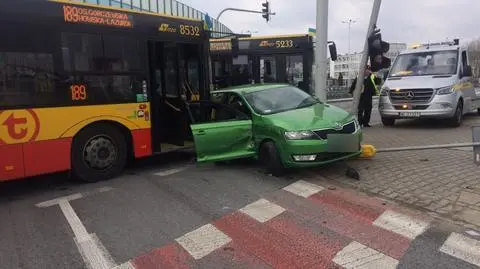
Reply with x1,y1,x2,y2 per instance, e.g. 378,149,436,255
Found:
333,241,399,269
440,232,480,267
282,180,325,198
59,200,116,269
154,166,189,177
239,199,286,223
373,210,430,240
175,224,232,260
112,261,136,269
36,187,113,208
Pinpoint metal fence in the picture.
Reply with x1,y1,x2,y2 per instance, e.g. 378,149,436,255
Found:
70,0,233,36
327,86,351,100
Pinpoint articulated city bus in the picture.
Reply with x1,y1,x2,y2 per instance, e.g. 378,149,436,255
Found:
0,0,210,182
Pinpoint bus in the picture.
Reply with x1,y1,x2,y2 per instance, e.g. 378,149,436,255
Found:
210,34,314,92
0,0,210,182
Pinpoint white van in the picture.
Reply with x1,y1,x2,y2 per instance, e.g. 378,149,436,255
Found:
378,40,480,127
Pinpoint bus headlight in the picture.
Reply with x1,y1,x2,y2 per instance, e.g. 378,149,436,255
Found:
437,86,454,95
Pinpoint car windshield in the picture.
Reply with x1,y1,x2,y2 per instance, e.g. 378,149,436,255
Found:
243,86,319,115
389,50,458,77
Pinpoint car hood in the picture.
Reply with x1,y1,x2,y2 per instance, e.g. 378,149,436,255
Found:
263,103,354,131
385,75,458,90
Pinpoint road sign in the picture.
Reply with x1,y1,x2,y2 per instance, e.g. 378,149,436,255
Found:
472,126,480,165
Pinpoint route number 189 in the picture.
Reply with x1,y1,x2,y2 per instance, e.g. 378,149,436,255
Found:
71,85,87,101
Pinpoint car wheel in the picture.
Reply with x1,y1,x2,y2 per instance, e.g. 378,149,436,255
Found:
71,124,127,183
477,107,480,115
381,117,395,126
449,102,463,127
259,141,285,177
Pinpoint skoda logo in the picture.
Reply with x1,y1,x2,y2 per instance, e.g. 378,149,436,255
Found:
334,122,343,130
405,91,415,99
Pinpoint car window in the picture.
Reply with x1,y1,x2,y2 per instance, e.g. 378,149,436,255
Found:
189,101,248,124
226,92,252,117
243,86,319,115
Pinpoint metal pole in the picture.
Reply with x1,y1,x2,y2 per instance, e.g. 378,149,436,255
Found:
376,142,480,153
217,8,275,21
314,0,328,102
342,19,356,88
351,0,382,116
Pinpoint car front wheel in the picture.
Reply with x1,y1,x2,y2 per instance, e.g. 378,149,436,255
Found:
259,141,285,177
381,117,395,126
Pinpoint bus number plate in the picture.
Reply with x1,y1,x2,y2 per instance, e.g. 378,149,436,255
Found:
400,112,420,117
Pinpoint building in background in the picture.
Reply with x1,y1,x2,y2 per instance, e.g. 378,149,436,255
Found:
329,42,407,86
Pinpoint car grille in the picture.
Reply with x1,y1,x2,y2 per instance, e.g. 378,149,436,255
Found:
313,121,356,140
316,152,357,161
393,104,429,110
389,88,434,103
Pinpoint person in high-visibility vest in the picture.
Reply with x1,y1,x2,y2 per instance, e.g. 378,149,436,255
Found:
349,65,381,127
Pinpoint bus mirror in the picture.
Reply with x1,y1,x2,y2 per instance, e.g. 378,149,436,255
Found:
328,42,338,61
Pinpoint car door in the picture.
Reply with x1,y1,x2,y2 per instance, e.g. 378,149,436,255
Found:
187,101,255,163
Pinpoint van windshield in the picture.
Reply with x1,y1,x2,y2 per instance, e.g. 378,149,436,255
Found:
389,50,458,77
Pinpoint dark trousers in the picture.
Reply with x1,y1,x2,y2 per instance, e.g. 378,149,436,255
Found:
358,94,373,126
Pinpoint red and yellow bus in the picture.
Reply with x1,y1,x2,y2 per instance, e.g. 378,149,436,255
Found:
0,0,210,182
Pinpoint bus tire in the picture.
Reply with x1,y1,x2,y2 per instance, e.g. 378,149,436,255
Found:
259,141,285,177
71,124,127,183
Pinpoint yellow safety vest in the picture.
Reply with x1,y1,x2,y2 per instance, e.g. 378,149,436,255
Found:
369,74,379,96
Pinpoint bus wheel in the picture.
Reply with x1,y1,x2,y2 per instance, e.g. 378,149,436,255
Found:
72,124,127,183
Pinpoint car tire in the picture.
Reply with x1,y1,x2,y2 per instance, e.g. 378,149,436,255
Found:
259,141,285,177
477,107,480,115
71,124,127,183
381,117,395,126
449,102,463,127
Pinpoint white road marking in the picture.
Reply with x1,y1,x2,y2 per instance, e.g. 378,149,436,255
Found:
333,241,399,269
154,166,189,177
112,261,135,269
239,199,286,223
373,210,430,240
36,187,113,208
282,180,325,198
175,224,231,260
59,200,115,269
466,230,480,237
440,232,480,267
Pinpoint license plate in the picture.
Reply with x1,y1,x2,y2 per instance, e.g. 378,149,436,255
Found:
400,112,421,117
327,134,359,152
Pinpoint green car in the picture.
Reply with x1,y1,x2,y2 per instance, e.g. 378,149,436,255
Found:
188,84,363,176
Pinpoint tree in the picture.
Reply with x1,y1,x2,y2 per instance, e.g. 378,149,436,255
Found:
467,38,480,82
338,73,344,86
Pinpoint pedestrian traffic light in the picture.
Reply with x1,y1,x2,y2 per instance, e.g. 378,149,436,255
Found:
368,28,391,72
262,1,270,22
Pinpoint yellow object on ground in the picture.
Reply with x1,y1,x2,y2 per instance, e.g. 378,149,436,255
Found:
360,144,377,159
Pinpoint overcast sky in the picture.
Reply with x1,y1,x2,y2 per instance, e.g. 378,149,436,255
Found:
180,0,480,54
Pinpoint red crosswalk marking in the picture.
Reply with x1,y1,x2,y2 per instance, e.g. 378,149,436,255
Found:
132,243,192,269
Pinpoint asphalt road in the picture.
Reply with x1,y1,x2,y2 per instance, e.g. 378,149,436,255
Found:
1,151,479,269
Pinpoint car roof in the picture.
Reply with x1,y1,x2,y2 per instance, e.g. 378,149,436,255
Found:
211,83,290,95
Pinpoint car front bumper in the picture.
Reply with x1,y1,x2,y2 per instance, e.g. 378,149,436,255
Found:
280,131,363,168
378,95,456,119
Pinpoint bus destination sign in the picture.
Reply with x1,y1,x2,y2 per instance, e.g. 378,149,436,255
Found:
63,5,133,28
210,41,232,52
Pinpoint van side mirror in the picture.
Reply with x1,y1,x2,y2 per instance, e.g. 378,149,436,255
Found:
328,41,338,61
464,65,473,77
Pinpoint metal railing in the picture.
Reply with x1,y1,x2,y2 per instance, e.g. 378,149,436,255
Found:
70,0,233,37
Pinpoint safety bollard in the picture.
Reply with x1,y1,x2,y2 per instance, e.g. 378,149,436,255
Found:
359,144,377,159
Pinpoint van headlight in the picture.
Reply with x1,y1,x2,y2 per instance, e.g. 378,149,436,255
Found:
437,86,454,95
380,86,390,96
284,131,316,140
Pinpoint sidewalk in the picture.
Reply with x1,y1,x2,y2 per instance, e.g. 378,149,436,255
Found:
303,115,480,229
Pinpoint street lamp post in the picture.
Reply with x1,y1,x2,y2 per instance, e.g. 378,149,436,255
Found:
342,19,356,87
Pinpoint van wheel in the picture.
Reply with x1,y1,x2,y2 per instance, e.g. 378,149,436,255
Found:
477,107,480,115
259,141,285,177
71,124,127,183
449,102,463,127
381,117,395,126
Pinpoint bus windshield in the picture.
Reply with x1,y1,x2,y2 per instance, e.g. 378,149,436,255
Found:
389,50,458,77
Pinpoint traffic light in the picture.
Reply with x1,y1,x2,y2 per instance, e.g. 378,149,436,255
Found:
231,36,239,58
368,28,391,72
262,1,270,22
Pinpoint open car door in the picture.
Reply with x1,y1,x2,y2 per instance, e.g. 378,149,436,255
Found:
187,101,255,163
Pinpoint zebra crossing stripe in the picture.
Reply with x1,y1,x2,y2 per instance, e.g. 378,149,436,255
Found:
439,232,480,267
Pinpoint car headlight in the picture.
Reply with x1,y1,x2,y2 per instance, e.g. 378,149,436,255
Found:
380,86,390,96
437,86,454,95
284,131,316,140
